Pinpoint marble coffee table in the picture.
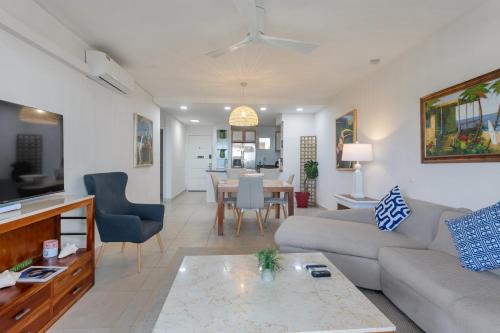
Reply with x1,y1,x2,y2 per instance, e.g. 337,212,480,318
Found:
153,252,395,333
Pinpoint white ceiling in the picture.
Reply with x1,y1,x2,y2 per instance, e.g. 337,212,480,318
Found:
36,0,485,125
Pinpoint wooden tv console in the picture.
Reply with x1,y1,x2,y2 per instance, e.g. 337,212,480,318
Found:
0,195,95,333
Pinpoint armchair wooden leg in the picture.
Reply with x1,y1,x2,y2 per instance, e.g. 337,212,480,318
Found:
264,205,271,225
156,234,165,253
232,207,238,223
137,244,142,273
236,211,244,237
121,242,126,252
96,243,106,266
282,204,288,219
213,212,218,229
256,210,264,236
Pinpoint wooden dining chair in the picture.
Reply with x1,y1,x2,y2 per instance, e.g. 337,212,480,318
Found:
235,175,265,236
264,174,294,224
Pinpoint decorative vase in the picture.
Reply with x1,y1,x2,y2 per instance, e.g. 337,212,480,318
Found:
295,192,310,208
261,268,275,282
219,149,226,158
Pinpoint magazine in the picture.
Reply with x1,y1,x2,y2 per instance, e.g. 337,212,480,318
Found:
18,266,67,283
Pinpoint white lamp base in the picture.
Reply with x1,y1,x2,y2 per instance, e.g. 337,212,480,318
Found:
351,162,365,198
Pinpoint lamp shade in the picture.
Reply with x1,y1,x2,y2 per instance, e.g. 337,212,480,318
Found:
229,105,258,127
342,143,373,162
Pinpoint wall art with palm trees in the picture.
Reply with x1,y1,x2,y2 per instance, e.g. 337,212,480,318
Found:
421,69,500,163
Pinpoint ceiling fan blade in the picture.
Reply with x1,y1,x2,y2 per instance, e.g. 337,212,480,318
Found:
205,35,253,58
259,33,319,54
232,0,263,36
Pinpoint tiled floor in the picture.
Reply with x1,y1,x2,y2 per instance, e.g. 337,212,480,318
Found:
48,191,323,333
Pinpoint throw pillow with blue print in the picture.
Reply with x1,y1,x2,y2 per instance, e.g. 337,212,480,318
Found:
375,186,411,231
446,202,500,272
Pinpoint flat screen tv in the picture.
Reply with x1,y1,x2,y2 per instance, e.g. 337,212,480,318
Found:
0,99,64,205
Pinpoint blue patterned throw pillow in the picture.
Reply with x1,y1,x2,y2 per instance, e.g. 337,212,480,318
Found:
446,202,500,272
375,186,411,231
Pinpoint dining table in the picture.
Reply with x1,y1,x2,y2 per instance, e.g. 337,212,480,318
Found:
216,179,294,236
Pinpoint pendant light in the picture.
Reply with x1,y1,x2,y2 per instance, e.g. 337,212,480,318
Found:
229,82,259,127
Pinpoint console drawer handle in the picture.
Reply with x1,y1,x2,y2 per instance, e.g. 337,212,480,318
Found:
71,286,82,295
14,308,31,321
72,268,83,277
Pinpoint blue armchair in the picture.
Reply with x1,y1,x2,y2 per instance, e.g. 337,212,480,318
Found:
84,172,165,272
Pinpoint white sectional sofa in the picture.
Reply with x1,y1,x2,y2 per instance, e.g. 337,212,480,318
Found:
275,198,500,333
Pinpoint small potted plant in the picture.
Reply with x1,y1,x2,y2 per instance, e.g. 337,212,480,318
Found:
256,248,282,282
295,160,318,208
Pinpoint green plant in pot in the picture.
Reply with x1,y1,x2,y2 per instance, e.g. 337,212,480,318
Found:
295,160,318,208
256,248,282,282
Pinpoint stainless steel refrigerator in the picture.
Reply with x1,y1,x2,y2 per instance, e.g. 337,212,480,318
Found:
231,143,256,169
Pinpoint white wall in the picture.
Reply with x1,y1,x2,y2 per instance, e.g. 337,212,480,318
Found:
316,0,500,210
282,114,315,190
0,1,161,244
161,112,186,199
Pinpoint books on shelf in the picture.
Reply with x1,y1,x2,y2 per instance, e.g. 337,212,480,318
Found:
18,266,67,283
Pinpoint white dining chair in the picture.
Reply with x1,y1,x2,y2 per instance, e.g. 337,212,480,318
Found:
235,175,265,237
264,174,294,224
210,173,238,228
261,168,280,179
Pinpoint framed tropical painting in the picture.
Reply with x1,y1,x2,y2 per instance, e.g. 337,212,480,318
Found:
134,113,153,167
336,109,357,170
420,69,500,163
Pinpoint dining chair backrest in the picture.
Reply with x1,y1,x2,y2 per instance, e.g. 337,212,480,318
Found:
261,168,280,180
236,175,264,210
226,168,243,179
210,173,220,201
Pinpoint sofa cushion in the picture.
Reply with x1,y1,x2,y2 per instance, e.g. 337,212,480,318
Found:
452,296,500,333
379,247,500,311
429,209,472,257
375,186,411,231
275,216,425,259
446,202,500,272
395,198,459,246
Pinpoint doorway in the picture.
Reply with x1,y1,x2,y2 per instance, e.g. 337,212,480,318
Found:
186,135,212,191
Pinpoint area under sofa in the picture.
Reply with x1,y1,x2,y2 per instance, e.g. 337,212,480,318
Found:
275,198,500,333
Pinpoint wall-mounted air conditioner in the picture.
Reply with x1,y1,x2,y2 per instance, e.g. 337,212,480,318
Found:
85,50,135,94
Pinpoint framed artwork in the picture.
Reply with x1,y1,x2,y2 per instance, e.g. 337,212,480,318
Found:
336,109,357,170
134,113,153,167
421,69,500,163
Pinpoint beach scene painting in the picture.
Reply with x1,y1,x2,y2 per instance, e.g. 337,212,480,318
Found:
134,113,153,167
421,70,500,163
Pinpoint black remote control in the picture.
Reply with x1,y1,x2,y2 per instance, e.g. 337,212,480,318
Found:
311,270,331,278
305,264,327,271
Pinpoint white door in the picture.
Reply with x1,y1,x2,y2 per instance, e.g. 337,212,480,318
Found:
187,135,212,191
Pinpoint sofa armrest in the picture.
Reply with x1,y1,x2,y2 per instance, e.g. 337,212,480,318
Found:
316,208,375,224
129,203,165,222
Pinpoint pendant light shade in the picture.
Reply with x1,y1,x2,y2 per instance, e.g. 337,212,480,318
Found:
229,105,259,127
229,82,259,127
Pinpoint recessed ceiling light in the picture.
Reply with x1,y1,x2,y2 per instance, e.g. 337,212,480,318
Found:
370,58,381,65
180,105,188,110
190,119,200,123
224,106,231,110
296,107,303,112
259,107,267,111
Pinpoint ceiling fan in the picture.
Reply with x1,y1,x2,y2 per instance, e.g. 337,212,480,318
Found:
206,0,319,58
